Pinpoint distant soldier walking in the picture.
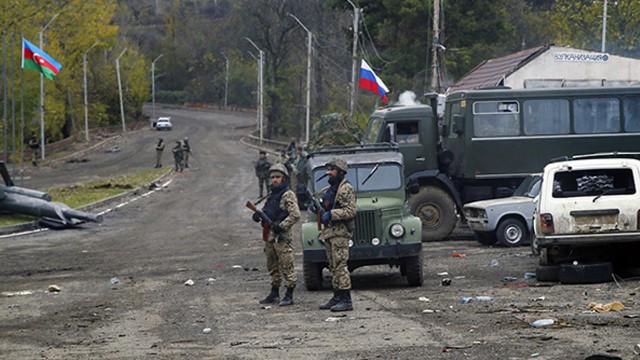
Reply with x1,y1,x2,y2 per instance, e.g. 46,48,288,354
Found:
154,138,165,168
316,157,357,312
182,137,191,168
254,150,272,198
28,132,39,166
172,140,184,172
251,163,301,306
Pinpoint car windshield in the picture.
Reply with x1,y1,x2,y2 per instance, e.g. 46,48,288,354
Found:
513,175,542,198
312,163,403,192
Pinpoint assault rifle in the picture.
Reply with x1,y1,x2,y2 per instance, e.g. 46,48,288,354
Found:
246,200,273,241
305,188,323,231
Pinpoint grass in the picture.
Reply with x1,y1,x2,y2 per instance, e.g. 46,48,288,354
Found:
0,167,169,227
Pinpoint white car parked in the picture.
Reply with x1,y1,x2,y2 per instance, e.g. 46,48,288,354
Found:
464,174,541,247
533,153,640,282
155,117,172,131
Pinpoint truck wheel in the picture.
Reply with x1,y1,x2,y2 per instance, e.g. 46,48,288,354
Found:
403,255,424,287
409,187,456,242
558,262,613,284
475,232,498,246
303,261,324,291
496,218,527,247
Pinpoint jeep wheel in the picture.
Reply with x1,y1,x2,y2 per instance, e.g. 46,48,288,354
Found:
409,187,456,242
475,232,498,246
496,218,527,247
403,255,424,287
303,261,324,291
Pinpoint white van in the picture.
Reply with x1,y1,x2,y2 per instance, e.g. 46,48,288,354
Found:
533,153,640,282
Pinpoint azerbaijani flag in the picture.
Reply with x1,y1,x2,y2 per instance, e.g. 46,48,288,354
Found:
22,38,62,80
359,59,389,103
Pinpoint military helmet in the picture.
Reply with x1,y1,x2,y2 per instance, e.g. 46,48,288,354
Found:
326,157,348,173
269,163,289,178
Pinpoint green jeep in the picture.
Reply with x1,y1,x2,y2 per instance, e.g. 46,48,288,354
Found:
301,144,424,290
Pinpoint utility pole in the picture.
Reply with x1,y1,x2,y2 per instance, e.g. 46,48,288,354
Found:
39,13,59,160
347,0,359,119
220,51,229,109
83,41,100,142
602,0,608,52
288,13,312,144
245,38,264,143
431,0,441,93
116,48,127,132
152,54,163,121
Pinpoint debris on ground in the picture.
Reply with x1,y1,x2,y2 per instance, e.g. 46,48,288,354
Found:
184,279,195,286
587,301,625,312
47,285,61,292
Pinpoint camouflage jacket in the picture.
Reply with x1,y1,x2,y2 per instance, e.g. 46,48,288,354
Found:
268,189,300,243
319,179,356,241
255,158,272,178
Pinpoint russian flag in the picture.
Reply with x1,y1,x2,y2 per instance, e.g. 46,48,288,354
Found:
359,59,389,103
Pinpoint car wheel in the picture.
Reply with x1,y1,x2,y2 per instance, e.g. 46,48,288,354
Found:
496,218,527,247
409,186,457,242
558,262,614,284
475,232,498,246
535,265,560,282
303,261,324,291
403,255,424,287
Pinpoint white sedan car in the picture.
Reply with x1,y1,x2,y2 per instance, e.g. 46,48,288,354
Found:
155,117,172,131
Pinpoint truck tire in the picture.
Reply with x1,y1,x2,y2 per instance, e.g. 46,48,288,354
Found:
496,217,527,247
409,186,457,242
558,262,613,284
303,261,324,291
475,232,498,246
403,255,424,287
535,265,560,282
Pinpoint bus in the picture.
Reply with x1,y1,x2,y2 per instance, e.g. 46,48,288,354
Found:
363,86,640,241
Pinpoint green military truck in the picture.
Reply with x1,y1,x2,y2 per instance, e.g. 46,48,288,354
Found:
300,144,423,290
362,86,640,241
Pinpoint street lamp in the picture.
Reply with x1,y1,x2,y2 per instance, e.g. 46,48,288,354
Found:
116,48,127,132
151,53,163,121
288,13,313,144
39,12,59,160
83,41,100,142
346,0,360,119
247,51,260,131
245,37,264,144
220,51,229,109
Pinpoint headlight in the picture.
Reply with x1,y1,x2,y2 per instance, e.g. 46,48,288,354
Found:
389,223,405,238
371,237,380,246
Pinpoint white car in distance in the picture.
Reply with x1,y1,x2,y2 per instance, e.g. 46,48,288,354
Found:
155,117,172,131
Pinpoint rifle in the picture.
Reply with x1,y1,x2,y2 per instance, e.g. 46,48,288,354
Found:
305,188,323,231
246,200,274,241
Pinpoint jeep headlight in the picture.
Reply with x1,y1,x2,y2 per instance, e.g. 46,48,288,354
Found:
389,223,405,238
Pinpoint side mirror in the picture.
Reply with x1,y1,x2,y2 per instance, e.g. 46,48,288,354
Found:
452,114,464,134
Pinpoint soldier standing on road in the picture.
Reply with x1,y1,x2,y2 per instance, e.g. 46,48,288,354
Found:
252,163,301,306
28,132,40,166
182,137,191,168
172,140,184,172
254,150,272,198
154,138,165,168
316,157,357,312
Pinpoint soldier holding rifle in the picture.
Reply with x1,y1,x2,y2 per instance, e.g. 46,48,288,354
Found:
248,163,300,306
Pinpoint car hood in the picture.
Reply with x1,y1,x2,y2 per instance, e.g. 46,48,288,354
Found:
464,196,533,210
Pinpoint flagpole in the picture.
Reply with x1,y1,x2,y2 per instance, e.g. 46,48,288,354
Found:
3,30,7,164
84,41,100,142
347,0,359,119
116,48,128,133
39,13,59,161
151,53,163,122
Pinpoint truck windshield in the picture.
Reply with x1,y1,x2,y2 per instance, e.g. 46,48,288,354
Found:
312,163,403,192
362,117,384,144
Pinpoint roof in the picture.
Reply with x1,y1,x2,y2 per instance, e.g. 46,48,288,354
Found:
447,45,550,93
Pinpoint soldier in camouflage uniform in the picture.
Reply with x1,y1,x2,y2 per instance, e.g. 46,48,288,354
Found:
254,150,272,198
251,163,301,306
317,157,357,312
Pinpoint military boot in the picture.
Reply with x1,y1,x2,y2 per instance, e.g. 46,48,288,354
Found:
330,289,353,312
319,289,340,310
279,287,294,306
259,286,279,304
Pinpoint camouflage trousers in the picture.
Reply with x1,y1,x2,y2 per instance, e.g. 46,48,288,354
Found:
264,239,297,289
325,236,351,290
258,176,269,197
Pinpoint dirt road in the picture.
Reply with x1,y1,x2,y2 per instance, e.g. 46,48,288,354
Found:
0,107,638,360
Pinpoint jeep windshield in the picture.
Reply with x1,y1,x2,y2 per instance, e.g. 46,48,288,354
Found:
312,163,403,192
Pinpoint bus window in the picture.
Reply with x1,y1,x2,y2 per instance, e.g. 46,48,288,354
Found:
574,98,620,133
473,100,519,137
623,96,640,132
523,99,570,135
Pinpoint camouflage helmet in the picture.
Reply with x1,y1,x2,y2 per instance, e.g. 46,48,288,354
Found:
269,163,289,178
326,157,348,173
